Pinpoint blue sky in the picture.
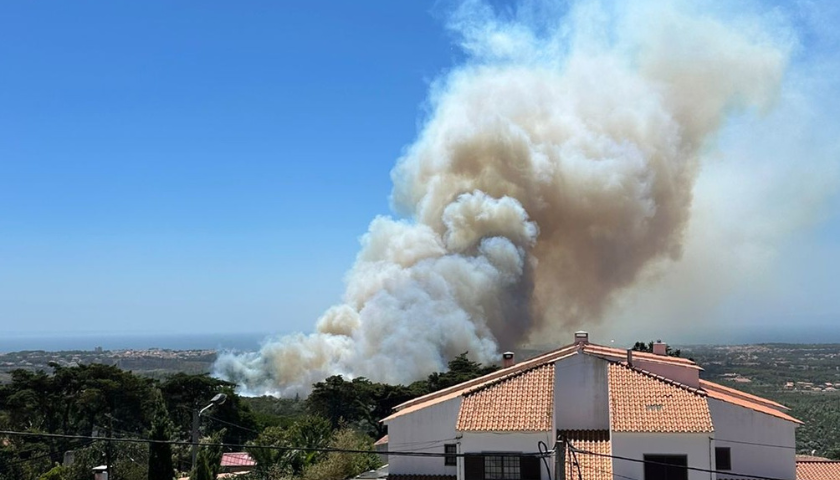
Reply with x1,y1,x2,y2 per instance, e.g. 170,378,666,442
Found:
1,1,457,335
2,1,839,343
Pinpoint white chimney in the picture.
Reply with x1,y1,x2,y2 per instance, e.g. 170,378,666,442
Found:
653,340,667,356
502,352,515,368
574,331,589,345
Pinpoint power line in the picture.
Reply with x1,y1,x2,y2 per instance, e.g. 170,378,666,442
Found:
0,430,547,458
201,413,259,434
714,437,796,450
3,438,97,469
389,437,459,448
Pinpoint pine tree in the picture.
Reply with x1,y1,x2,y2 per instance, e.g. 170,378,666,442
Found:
148,390,175,480
190,429,225,480
190,454,213,480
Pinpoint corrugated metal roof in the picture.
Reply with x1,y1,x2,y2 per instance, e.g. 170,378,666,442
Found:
220,452,255,467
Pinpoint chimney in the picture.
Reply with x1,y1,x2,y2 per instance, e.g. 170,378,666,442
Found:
652,340,667,356
574,331,589,345
502,352,515,368
626,349,633,366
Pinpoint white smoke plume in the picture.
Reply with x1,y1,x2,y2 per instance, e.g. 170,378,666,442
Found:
214,0,834,395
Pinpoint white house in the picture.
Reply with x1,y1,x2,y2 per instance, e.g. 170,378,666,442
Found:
383,332,801,480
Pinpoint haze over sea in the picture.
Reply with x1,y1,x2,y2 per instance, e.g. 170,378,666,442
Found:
0,332,271,353
3,321,840,355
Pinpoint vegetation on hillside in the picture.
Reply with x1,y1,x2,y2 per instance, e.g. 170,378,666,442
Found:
683,343,840,459
0,352,495,480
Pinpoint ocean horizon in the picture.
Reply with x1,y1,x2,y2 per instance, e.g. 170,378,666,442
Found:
0,332,272,353
2,323,839,354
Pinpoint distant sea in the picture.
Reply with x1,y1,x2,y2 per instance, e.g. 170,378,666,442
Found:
0,332,270,353
2,323,838,354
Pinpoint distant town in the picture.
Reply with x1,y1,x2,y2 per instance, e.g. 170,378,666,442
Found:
3,343,840,393
0,347,216,382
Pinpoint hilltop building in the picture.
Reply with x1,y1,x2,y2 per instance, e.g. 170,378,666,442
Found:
382,332,802,480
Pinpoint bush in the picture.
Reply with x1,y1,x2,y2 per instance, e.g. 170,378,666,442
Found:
302,429,381,480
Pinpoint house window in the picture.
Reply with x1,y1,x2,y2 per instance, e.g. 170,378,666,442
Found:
445,444,457,466
484,455,521,480
715,447,732,471
463,454,541,480
644,454,688,480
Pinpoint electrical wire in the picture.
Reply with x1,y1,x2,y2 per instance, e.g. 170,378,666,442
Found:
713,437,796,450
3,438,96,468
538,440,553,480
0,430,548,458
554,434,581,480
388,437,459,447
201,413,260,434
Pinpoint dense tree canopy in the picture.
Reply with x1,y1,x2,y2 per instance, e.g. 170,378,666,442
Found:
0,351,498,480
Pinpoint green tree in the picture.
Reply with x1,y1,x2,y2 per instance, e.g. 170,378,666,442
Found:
426,352,498,391
38,464,68,480
189,430,224,480
148,390,175,480
306,376,374,429
302,428,381,480
190,454,212,480
160,373,257,470
285,416,332,475
0,363,156,479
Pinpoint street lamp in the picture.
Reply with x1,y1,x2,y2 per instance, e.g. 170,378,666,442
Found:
191,393,227,471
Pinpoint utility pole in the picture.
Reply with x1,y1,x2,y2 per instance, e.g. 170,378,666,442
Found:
191,393,227,472
106,414,113,480
190,407,200,473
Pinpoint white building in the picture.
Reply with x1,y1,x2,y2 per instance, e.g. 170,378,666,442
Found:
383,332,801,480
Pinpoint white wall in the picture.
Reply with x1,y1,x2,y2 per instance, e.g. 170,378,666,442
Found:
707,399,797,480
385,396,462,476
555,353,610,430
631,359,700,388
611,432,712,480
460,432,554,480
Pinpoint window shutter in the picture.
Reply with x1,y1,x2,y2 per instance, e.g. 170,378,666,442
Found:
465,455,485,480
521,456,541,480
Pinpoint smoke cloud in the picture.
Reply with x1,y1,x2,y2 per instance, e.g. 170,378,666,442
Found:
215,0,831,395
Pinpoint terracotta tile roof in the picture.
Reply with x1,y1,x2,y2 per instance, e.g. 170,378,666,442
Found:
584,344,702,370
221,452,255,467
383,344,579,422
700,379,790,410
703,384,802,425
608,362,714,433
374,434,389,446
797,458,840,480
456,363,554,431
560,430,612,480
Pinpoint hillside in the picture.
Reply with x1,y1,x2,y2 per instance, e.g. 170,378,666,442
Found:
683,344,840,458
